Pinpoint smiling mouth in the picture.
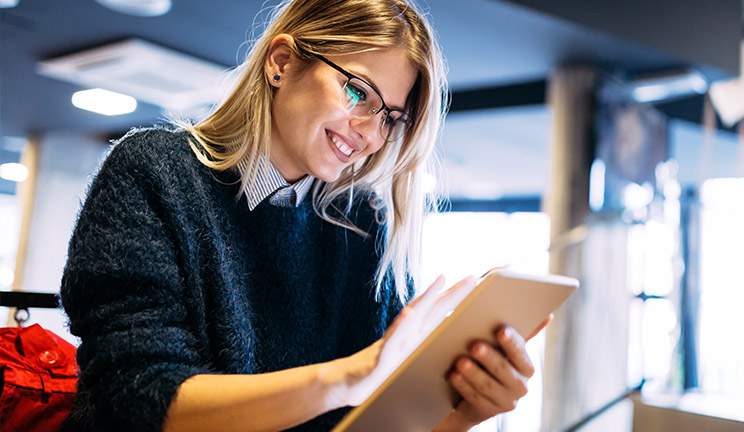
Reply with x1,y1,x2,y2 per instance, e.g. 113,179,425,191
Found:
327,131,354,157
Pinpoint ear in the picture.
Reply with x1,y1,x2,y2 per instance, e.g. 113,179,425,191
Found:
265,34,296,88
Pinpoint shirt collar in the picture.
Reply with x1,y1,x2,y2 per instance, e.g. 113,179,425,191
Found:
243,154,315,210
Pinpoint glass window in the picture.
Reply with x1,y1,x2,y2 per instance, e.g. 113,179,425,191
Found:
698,178,744,397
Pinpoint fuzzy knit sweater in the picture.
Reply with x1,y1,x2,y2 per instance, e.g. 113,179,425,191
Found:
59,128,407,432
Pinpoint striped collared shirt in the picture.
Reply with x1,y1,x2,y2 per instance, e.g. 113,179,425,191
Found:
242,155,315,210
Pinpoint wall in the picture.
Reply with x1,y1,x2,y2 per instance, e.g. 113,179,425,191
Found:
9,132,108,344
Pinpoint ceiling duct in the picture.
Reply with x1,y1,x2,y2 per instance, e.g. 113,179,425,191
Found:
37,39,230,113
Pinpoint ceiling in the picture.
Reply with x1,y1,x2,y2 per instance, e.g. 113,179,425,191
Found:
0,0,741,198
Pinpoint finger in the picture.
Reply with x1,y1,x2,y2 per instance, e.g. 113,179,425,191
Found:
496,326,535,378
386,275,446,336
527,314,553,341
450,361,503,417
407,275,446,310
469,342,529,400
451,357,517,415
430,275,477,318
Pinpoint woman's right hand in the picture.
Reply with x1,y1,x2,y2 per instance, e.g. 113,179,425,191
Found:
331,275,479,407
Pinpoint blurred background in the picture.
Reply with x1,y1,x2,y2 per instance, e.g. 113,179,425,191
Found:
1,0,743,431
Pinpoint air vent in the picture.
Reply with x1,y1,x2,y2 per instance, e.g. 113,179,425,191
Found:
37,39,230,112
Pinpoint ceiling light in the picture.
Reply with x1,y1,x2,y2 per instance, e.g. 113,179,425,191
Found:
0,0,19,8
38,39,227,112
708,41,744,127
71,88,137,116
0,162,29,182
709,78,744,127
630,69,708,103
589,159,606,212
600,68,709,105
95,0,171,17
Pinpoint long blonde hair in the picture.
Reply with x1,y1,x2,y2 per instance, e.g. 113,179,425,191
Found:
180,0,448,303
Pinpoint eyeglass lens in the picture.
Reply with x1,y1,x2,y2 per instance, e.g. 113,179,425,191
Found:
341,77,408,142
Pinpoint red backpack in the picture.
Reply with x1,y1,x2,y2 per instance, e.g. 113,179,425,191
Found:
0,324,78,432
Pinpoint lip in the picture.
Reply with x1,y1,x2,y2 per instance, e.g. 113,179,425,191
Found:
326,130,361,163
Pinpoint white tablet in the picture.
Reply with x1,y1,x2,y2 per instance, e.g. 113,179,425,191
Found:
332,270,578,432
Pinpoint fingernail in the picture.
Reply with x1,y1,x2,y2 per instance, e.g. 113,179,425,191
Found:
473,343,488,357
458,357,471,370
503,327,515,341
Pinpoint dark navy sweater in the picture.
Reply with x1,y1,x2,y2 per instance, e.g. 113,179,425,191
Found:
59,128,406,432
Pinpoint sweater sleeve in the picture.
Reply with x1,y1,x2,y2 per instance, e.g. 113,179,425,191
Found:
60,130,211,432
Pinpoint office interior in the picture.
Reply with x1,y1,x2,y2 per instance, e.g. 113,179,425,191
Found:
1,0,743,431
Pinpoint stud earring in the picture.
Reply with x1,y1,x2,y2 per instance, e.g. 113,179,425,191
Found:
273,74,281,82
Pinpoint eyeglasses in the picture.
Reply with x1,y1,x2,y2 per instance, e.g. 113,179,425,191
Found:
314,54,413,143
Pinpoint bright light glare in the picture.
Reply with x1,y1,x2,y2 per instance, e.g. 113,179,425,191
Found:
699,178,744,397
422,172,437,195
95,0,171,16
631,71,708,103
72,88,137,116
622,182,654,210
0,162,29,182
709,78,744,127
0,267,13,286
589,158,606,212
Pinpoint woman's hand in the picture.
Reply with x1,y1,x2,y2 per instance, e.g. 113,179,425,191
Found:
331,275,478,407
435,316,551,431
435,326,532,431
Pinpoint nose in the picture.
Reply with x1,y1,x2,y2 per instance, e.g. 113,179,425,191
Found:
349,113,385,151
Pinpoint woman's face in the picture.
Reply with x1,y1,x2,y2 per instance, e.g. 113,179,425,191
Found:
268,43,418,183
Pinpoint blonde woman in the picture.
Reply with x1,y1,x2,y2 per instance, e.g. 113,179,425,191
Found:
60,0,537,431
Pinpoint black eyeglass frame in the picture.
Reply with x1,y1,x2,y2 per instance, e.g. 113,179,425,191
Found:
313,54,413,142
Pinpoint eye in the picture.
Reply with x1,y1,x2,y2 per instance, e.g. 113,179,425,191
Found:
386,110,407,125
346,81,368,102
382,112,397,127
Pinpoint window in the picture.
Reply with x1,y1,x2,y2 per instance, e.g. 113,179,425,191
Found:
697,178,744,397
421,209,550,432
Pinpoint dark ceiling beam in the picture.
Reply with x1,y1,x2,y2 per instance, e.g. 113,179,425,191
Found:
449,80,546,112
449,80,735,133
500,0,741,78
654,95,737,134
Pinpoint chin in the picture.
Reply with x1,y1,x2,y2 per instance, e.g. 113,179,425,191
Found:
316,171,342,183
311,164,345,183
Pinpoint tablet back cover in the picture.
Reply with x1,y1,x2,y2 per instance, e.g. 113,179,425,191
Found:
332,271,578,432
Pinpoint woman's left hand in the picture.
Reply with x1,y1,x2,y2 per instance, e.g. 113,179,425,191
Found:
435,318,551,431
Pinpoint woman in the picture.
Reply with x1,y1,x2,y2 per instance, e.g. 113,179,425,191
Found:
60,0,537,431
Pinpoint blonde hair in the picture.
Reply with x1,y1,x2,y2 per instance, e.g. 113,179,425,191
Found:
179,0,448,303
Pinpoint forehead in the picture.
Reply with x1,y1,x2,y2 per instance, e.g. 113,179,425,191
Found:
323,48,418,110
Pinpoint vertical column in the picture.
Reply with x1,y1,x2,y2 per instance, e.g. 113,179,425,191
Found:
541,67,636,432
6,136,39,327
541,66,596,431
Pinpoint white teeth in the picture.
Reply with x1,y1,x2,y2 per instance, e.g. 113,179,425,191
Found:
329,133,353,157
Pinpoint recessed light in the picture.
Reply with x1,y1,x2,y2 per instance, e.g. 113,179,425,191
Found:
95,0,171,17
0,162,29,182
71,88,137,116
0,0,19,9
